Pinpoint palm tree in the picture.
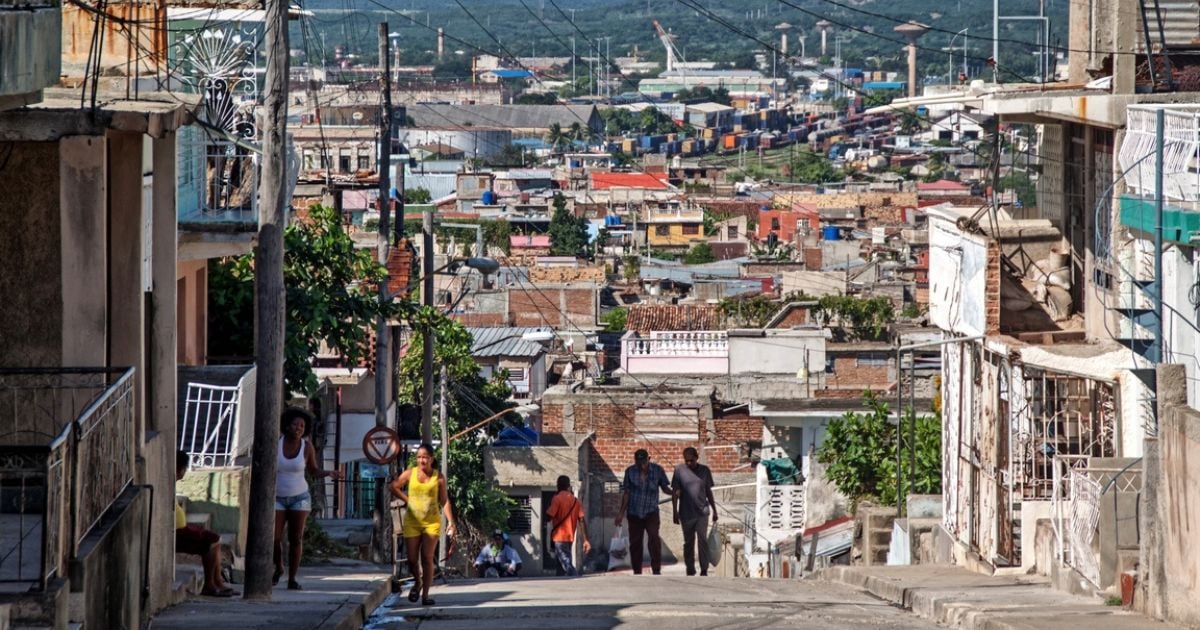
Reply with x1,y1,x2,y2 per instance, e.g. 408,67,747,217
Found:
568,121,586,148
545,122,567,152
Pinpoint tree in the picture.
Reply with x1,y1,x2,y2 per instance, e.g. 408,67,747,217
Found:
816,392,941,507
602,307,628,332
485,144,530,168
568,121,587,147
208,205,398,395
547,192,588,257
545,123,569,151
396,308,521,538
405,187,432,204
684,241,717,264
515,91,559,105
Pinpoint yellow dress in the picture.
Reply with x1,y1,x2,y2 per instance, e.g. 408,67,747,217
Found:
401,468,441,537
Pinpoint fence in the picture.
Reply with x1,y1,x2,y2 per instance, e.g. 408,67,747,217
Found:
1052,455,1143,589
322,478,380,520
0,368,134,590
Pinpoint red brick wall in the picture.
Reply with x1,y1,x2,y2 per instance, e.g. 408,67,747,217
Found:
804,247,823,270
771,306,809,328
508,287,597,328
825,356,892,391
986,241,1001,334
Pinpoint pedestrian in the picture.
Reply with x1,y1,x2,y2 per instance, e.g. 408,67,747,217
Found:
671,447,718,576
175,451,237,597
474,530,522,577
546,475,591,576
613,448,672,575
273,408,342,590
390,442,457,606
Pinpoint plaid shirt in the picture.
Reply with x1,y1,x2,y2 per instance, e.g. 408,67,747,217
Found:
621,463,672,519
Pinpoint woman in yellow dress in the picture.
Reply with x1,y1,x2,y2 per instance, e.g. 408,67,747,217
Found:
390,442,457,605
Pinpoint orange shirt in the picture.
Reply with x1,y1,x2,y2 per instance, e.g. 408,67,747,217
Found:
546,490,584,544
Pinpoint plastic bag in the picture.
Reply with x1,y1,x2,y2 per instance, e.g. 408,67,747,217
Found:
706,525,721,568
607,525,630,571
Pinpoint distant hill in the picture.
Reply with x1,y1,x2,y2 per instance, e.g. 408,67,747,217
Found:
297,0,1067,81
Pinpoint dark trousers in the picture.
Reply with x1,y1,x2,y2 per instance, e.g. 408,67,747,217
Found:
627,512,662,574
681,517,710,575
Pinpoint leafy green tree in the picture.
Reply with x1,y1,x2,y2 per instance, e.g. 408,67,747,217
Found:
432,57,471,80
547,192,588,257
684,241,717,264
602,307,628,332
811,295,895,340
396,308,520,535
485,144,530,168
516,91,559,105
621,255,641,282
999,172,1037,208
545,123,569,151
405,187,432,204
816,393,941,507
208,204,397,395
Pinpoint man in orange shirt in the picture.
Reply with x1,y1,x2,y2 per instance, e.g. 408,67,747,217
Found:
546,475,591,576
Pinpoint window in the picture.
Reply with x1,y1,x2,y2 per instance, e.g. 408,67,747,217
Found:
655,225,670,236
506,367,527,381
357,155,370,170
682,224,700,235
507,495,532,534
727,225,738,239
770,217,781,230
338,155,351,172
856,353,888,367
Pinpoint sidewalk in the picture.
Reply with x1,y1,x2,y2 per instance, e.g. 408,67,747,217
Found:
820,565,1186,630
149,559,392,630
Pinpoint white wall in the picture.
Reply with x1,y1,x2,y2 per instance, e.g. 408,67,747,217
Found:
728,330,826,375
929,212,990,337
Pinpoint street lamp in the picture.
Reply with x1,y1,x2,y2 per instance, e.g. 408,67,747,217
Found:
949,28,968,85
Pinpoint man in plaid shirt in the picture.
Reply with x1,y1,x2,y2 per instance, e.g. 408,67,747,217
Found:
613,448,673,575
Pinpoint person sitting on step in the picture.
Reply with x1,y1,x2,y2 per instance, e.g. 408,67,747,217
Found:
474,530,522,578
175,451,237,597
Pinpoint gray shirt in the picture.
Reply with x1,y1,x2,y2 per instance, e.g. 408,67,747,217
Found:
672,462,714,522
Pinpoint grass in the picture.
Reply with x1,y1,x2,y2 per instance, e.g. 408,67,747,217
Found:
1104,595,1123,606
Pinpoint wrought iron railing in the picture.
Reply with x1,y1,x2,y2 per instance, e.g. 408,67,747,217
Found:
0,367,134,591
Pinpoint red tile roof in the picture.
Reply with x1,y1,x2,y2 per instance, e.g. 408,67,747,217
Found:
625,304,725,333
916,179,968,191
590,172,671,190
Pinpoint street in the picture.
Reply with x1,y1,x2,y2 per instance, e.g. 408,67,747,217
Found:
365,572,938,629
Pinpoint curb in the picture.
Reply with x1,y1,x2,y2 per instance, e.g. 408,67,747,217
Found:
319,575,392,630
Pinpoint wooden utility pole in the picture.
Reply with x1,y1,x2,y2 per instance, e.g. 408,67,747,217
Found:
421,207,434,442
244,0,289,600
372,22,394,566
375,21,392,431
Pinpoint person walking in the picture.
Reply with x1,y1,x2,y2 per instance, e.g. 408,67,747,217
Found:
546,475,591,576
390,443,457,606
613,448,672,575
671,446,718,576
274,408,342,590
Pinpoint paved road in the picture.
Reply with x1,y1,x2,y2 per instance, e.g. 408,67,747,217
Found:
365,573,938,629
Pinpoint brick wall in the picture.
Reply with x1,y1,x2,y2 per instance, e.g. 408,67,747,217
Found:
508,286,597,329
986,241,1001,334
451,312,507,326
825,356,893,391
528,265,606,283
770,306,809,328
804,246,823,270
777,191,918,210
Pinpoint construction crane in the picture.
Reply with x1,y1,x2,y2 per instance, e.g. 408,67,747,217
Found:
651,20,685,74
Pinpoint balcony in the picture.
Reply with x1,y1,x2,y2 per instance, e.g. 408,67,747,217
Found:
0,0,60,110
0,368,134,591
619,331,729,375
177,365,256,469
1117,105,1200,244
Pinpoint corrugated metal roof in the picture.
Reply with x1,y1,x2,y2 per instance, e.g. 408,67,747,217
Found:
1143,0,1200,49
468,327,552,357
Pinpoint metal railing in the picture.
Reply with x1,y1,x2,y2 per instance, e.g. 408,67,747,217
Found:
0,367,134,590
178,365,255,469
322,478,380,520
622,331,729,357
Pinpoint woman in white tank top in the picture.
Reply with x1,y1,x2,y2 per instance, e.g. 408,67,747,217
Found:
273,408,342,590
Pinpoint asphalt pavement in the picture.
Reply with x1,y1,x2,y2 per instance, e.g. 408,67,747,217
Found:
364,568,939,630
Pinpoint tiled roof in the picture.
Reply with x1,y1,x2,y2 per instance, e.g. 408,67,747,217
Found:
625,304,725,333
386,241,415,298
916,179,968,191
590,172,671,190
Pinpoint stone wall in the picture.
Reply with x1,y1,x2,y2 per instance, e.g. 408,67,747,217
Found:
528,265,606,283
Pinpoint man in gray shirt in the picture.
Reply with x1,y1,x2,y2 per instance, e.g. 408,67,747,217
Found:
671,446,718,576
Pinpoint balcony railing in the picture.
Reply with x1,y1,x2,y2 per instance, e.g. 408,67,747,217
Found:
1119,105,1200,205
0,367,134,591
620,331,729,375
178,365,256,469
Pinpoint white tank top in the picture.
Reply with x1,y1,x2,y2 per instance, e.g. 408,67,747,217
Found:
276,437,309,497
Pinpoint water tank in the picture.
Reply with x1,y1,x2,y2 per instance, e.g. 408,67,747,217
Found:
822,225,841,241
481,190,496,205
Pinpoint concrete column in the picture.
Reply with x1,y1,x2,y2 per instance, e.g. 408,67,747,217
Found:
106,130,146,446
1112,0,1137,95
907,44,919,98
149,135,176,435
60,136,109,368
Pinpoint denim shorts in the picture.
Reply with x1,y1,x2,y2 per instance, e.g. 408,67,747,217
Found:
275,491,311,512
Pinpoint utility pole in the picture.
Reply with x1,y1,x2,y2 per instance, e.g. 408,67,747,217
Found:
421,205,434,441
372,22,394,566
376,22,393,431
438,365,449,569
244,0,289,600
